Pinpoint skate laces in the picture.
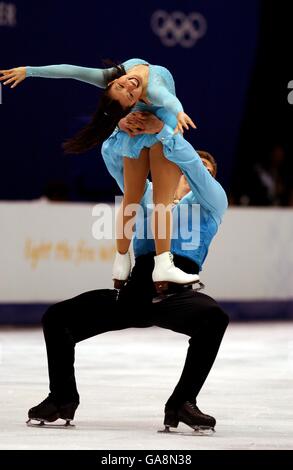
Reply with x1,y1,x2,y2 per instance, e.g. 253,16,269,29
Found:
186,401,199,412
186,401,211,418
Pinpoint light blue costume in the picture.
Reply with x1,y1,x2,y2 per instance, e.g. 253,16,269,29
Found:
26,58,228,269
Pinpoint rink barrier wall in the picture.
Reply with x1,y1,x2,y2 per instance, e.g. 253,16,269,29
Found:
0,201,292,324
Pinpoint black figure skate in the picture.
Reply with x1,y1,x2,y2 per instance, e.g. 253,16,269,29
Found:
158,400,216,436
26,394,79,428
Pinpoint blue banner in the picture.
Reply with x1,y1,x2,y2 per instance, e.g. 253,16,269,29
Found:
0,0,260,200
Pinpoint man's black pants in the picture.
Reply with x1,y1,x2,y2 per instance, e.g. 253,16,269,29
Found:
42,287,229,409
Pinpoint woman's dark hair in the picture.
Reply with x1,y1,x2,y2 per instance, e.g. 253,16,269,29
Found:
62,62,133,154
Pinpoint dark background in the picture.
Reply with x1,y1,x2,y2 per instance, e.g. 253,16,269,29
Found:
0,0,292,204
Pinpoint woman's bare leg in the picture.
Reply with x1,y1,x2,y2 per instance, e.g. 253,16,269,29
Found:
149,142,182,255
149,142,200,293
116,149,150,254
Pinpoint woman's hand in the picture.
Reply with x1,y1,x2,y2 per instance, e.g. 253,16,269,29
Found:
174,111,197,134
0,67,26,88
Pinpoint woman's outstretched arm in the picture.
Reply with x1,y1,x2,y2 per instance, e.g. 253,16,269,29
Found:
0,64,115,88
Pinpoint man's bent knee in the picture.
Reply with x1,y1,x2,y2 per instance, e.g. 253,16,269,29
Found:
41,302,65,329
217,307,229,326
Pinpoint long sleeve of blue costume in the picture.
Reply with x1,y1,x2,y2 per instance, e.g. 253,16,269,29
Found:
148,87,183,116
26,64,113,88
155,125,228,224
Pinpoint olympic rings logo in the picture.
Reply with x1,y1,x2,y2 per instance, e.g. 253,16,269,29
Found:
151,10,207,48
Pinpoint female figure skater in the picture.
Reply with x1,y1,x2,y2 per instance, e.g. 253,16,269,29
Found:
0,59,199,293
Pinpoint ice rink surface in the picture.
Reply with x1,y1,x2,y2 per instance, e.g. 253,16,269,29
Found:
0,322,292,450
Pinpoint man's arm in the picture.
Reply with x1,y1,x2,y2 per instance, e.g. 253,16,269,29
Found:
155,125,228,221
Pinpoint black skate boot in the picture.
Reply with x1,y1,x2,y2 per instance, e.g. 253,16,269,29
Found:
159,400,216,436
26,394,79,427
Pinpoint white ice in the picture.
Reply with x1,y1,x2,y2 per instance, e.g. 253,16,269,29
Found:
0,322,292,450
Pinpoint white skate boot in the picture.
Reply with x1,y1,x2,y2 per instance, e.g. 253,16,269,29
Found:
112,251,131,289
152,252,200,294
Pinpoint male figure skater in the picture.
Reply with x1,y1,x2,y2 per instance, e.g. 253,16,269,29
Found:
27,113,229,433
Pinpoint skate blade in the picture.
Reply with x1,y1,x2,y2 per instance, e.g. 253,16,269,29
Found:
192,281,205,291
153,280,204,303
152,293,177,304
158,425,215,436
152,287,202,304
26,418,75,428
